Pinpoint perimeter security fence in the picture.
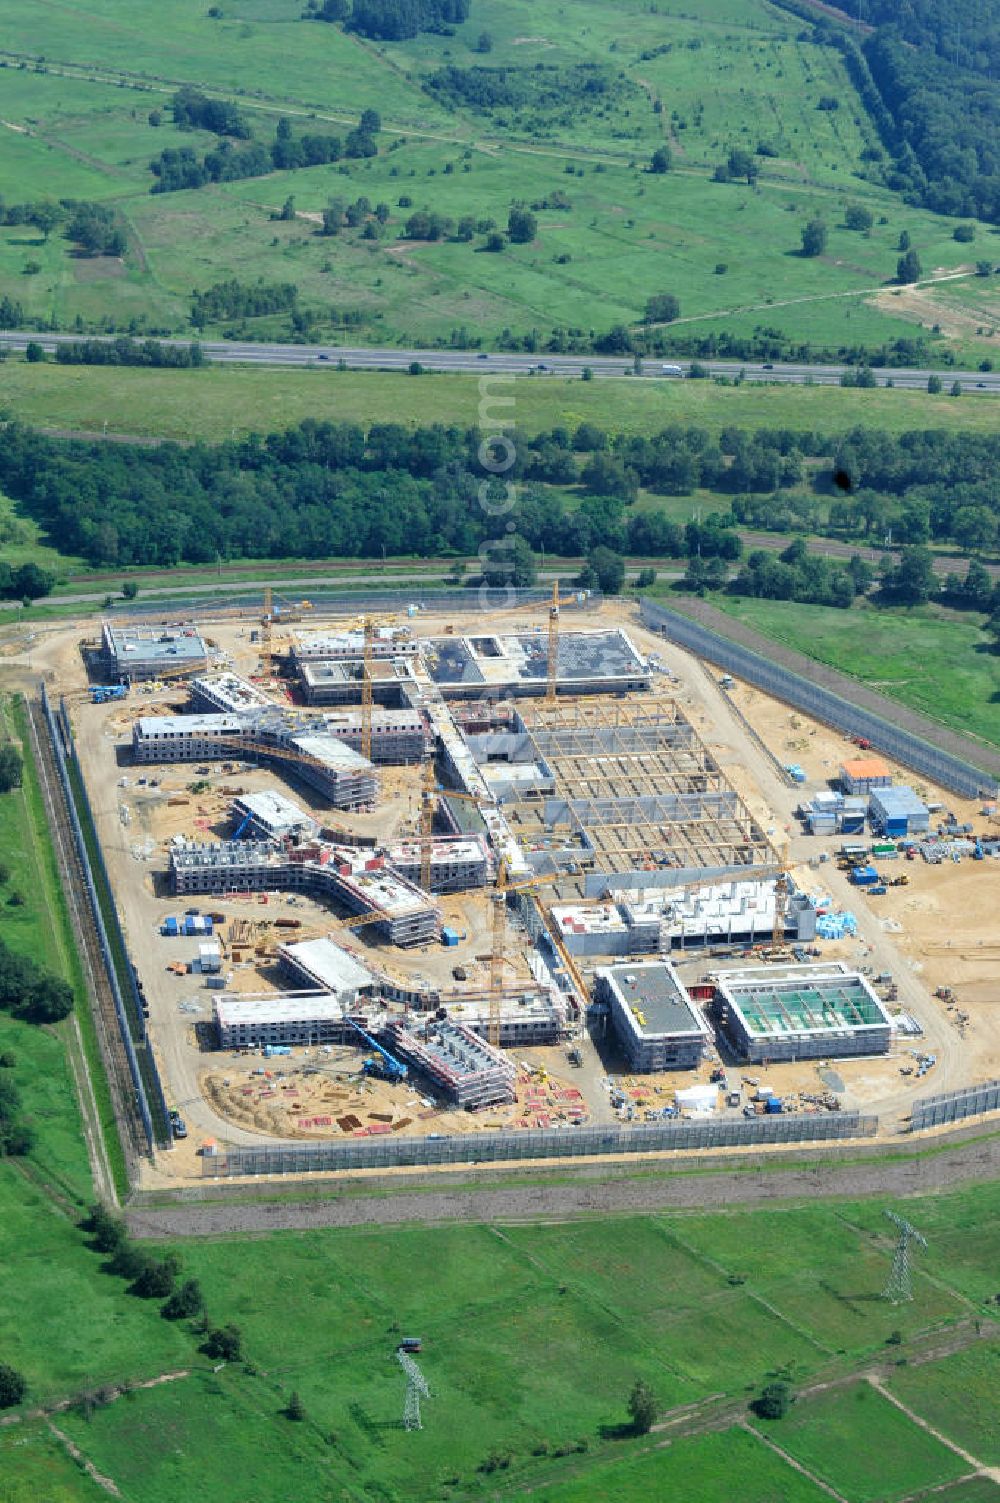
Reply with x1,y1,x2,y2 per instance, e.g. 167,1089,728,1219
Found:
42,686,172,1151
910,1079,1000,1130
203,1111,877,1177
640,600,997,799
116,586,579,621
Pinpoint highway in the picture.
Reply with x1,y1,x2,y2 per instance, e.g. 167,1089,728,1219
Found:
2,330,1000,392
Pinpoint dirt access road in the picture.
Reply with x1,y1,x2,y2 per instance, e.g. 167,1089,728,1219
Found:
128,1126,1000,1238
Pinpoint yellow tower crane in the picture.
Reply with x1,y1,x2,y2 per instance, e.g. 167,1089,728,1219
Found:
361,614,375,763
772,841,791,951
489,860,511,1047
419,758,436,893
259,584,274,679
545,580,576,705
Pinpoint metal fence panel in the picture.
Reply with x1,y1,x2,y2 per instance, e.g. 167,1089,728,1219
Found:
40,685,156,1150
42,686,175,1149
206,1111,877,1177
118,586,586,621
641,601,996,798
911,1078,1000,1129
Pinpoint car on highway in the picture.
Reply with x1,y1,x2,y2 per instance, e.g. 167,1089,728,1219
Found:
762,362,774,370
317,353,330,361
477,352,489,359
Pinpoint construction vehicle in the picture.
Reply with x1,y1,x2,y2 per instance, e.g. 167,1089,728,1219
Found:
346,1017,408,1081
90,683,128,704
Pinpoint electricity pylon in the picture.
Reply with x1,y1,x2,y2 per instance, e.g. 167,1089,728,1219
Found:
397,1349,431,1431
883,1210,927,1303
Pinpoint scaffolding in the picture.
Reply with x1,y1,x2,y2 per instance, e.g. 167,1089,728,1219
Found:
719,969,892,1063
387,1018,516,1108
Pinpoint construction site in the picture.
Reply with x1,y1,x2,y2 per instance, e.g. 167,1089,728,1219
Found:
24,582,1000,1183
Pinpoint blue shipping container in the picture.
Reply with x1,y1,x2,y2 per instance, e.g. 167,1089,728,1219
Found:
765,1098,783,1113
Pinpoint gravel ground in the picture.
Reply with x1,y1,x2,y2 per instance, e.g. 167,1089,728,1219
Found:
128,1130,1000,1239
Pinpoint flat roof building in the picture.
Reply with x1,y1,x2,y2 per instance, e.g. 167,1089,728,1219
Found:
553,878,817,957
717,965,892,1063
213,992,352,1049
132,712,379,808
190,673,273,714
170,839,441,946
102,622,208,681
869,785,930,839
594,961,710,1072
277,936,375,1001
291,629,419,662
840,757,892,796
297,657,414,707
387,835,492,893
421,628,650,699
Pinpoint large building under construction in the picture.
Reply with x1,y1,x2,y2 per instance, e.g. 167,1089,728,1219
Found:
717,964,893,1063
386,1018,516,1108
101,622,209,681
595,961,711,1072
170,839,441,947
458,697,773,891
552,878,817,956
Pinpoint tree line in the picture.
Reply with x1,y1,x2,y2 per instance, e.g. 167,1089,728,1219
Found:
305,0,469,41
53,337,207,369
150,99,379,193
859,29,1000,223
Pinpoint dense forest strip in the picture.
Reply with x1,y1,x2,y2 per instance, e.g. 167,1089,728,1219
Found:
2,416,999,570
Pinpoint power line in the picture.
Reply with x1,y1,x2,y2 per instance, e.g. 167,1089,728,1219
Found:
397,1349,431,1431
882,1209,927,1303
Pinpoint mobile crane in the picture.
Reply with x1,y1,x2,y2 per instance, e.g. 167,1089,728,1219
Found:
346,1016,408,1081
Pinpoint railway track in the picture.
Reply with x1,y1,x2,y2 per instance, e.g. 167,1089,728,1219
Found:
27,697,145,1182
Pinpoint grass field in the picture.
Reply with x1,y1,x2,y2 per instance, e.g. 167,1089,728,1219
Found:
0,1068,998,1503
3,363,999,445
0,0,993,357
888,1344,1000,1467
757,1382,968,1501
135,1189,993,1502
707,597,1000,749
531,1428,833,1503
0,698,105,1202
0,1163,193,1403
0,1422,107,1503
